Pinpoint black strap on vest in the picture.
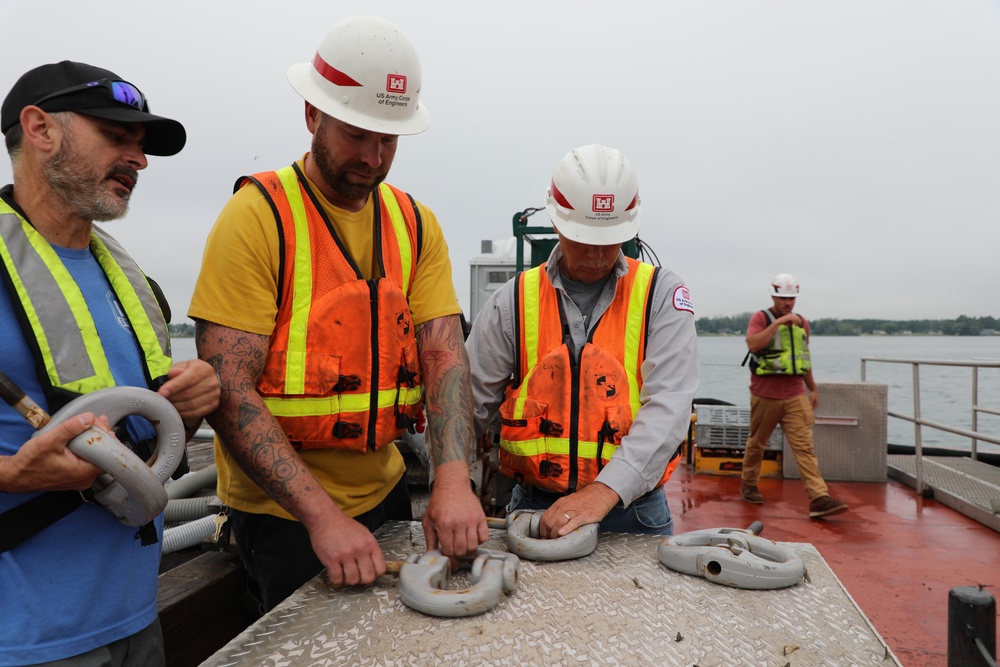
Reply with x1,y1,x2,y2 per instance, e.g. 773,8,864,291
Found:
0,491,85,554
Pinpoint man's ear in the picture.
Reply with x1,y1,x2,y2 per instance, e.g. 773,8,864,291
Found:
304,102,321,134
18,106,62,152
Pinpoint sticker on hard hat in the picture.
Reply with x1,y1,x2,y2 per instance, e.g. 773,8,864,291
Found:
673,286,694,313
593,194,614,212
377,91,412,108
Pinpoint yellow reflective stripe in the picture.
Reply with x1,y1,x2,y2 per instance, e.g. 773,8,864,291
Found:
277,166,312,395
513,268,541,419
379,183,412,296
500,437,617,460
23,226,114,392
624,263,654,417
90,237,171,379
263,385,423,417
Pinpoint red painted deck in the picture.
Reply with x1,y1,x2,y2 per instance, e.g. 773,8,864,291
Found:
669,463,1000,667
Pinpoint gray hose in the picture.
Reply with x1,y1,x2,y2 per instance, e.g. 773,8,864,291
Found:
164,496,217,523
162,515,218,555
165,463,217,500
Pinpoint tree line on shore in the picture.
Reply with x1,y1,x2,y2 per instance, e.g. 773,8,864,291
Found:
695,313,1000,336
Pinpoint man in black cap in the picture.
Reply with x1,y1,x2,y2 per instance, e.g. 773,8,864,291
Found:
0,61,219,666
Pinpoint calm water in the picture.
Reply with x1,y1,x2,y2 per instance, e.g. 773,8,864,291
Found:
171,335,1000,453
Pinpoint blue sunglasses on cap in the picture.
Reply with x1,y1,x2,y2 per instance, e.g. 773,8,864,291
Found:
32,78,148,112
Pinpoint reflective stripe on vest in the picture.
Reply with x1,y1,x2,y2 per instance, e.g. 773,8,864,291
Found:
753,310,811,376
0,203,171,396
499,259,665,493
243,166,423,452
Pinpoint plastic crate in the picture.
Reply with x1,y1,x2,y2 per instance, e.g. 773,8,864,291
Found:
694,406,782,451
693,405,782,477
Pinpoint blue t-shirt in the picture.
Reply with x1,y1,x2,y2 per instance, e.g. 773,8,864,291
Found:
0,242,163,665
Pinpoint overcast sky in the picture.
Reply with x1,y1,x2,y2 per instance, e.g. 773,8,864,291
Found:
2,0,999,323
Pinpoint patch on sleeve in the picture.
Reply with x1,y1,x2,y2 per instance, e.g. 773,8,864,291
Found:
673,285,694,313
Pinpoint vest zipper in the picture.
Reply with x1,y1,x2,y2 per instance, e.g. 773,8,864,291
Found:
567,346,583,492
367,280,380,451
788,324,798,373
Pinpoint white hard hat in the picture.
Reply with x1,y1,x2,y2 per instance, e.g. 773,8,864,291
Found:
769,273,800,298
286,16,431,135
544,144,641,246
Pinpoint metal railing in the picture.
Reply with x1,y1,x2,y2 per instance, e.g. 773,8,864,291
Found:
860,357,1000,495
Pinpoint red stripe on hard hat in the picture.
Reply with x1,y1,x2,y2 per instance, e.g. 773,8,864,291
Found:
312,53,363,87
551,181,574,210
624,193,638,211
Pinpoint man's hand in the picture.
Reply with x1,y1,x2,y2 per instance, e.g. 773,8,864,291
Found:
158,359,221,428
422,460,488,558
307,510,388,586
780,313,803,327
0,413,108,493
541,482,619,538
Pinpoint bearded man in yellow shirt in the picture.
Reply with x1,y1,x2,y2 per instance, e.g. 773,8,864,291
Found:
188,16,487,613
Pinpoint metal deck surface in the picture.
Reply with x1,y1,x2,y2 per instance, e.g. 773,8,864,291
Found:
888,454,1000,532
199,521,901,667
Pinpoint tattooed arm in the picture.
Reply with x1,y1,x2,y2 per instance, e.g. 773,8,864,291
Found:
417,314,489,557
194,319,386,586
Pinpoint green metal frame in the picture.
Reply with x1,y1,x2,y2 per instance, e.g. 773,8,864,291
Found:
512,210,639,272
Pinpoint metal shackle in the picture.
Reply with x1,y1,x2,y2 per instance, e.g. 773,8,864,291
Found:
657,524,806,590
398,548,519,617
38,386,185,527
503,509,599,561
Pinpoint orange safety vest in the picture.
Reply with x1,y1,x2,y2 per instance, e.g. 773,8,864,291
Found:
238,164,424,453
498,258,679,494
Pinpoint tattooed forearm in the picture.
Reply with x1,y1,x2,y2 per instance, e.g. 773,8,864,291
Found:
417,315,476,467
194,318,313,505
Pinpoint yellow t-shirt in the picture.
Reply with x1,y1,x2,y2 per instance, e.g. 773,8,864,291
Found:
188,156,460,519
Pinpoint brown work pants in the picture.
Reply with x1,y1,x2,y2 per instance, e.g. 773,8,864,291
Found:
742,393,829,501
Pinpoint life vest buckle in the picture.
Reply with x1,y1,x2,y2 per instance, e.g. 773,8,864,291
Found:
538,460,563,477
539,419,563,436
396,367,419,388
332,375,362,393
332,421,363,439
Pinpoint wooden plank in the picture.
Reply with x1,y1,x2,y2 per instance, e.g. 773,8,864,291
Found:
157,550,254,667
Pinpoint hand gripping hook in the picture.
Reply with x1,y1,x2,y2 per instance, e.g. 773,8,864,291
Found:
657,522,806,590
499,510,599,561
398,548,520,617
37,386,185,527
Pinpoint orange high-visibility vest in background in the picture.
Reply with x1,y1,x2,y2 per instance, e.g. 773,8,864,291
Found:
238,164,423,453
498,258,678,494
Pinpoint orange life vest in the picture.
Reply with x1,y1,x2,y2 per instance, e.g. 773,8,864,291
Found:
498,258,678,494
238,164,423,453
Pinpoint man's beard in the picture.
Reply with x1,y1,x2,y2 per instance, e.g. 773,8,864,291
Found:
43,132,138,222
311,131,388,203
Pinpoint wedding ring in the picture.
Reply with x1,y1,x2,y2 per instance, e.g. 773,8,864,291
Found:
563,513,572,522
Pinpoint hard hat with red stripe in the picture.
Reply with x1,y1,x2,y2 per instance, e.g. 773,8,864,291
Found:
544,144,641,246
769,273,800,298
286,15,430,135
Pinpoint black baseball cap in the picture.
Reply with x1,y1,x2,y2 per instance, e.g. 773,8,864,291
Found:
1,60,186,156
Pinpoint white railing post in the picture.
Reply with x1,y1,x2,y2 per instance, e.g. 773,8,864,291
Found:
912,363,924,495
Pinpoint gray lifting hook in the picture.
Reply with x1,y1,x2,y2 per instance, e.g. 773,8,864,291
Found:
397,548,520,617
657,521,806,590
490,510,599,561
19,383,185,527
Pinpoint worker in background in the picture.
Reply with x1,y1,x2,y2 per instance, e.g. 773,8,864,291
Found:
188,16,487,614
740,273,849,518
467,144,699,538
0,60,219,666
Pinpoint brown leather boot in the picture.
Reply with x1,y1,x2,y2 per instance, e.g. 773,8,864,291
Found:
740,481,764,504
809,496,849,518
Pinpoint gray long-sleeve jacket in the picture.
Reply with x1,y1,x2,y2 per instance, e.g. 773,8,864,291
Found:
466,245,700,507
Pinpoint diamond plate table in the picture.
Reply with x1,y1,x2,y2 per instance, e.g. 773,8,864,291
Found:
199,521,901,666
